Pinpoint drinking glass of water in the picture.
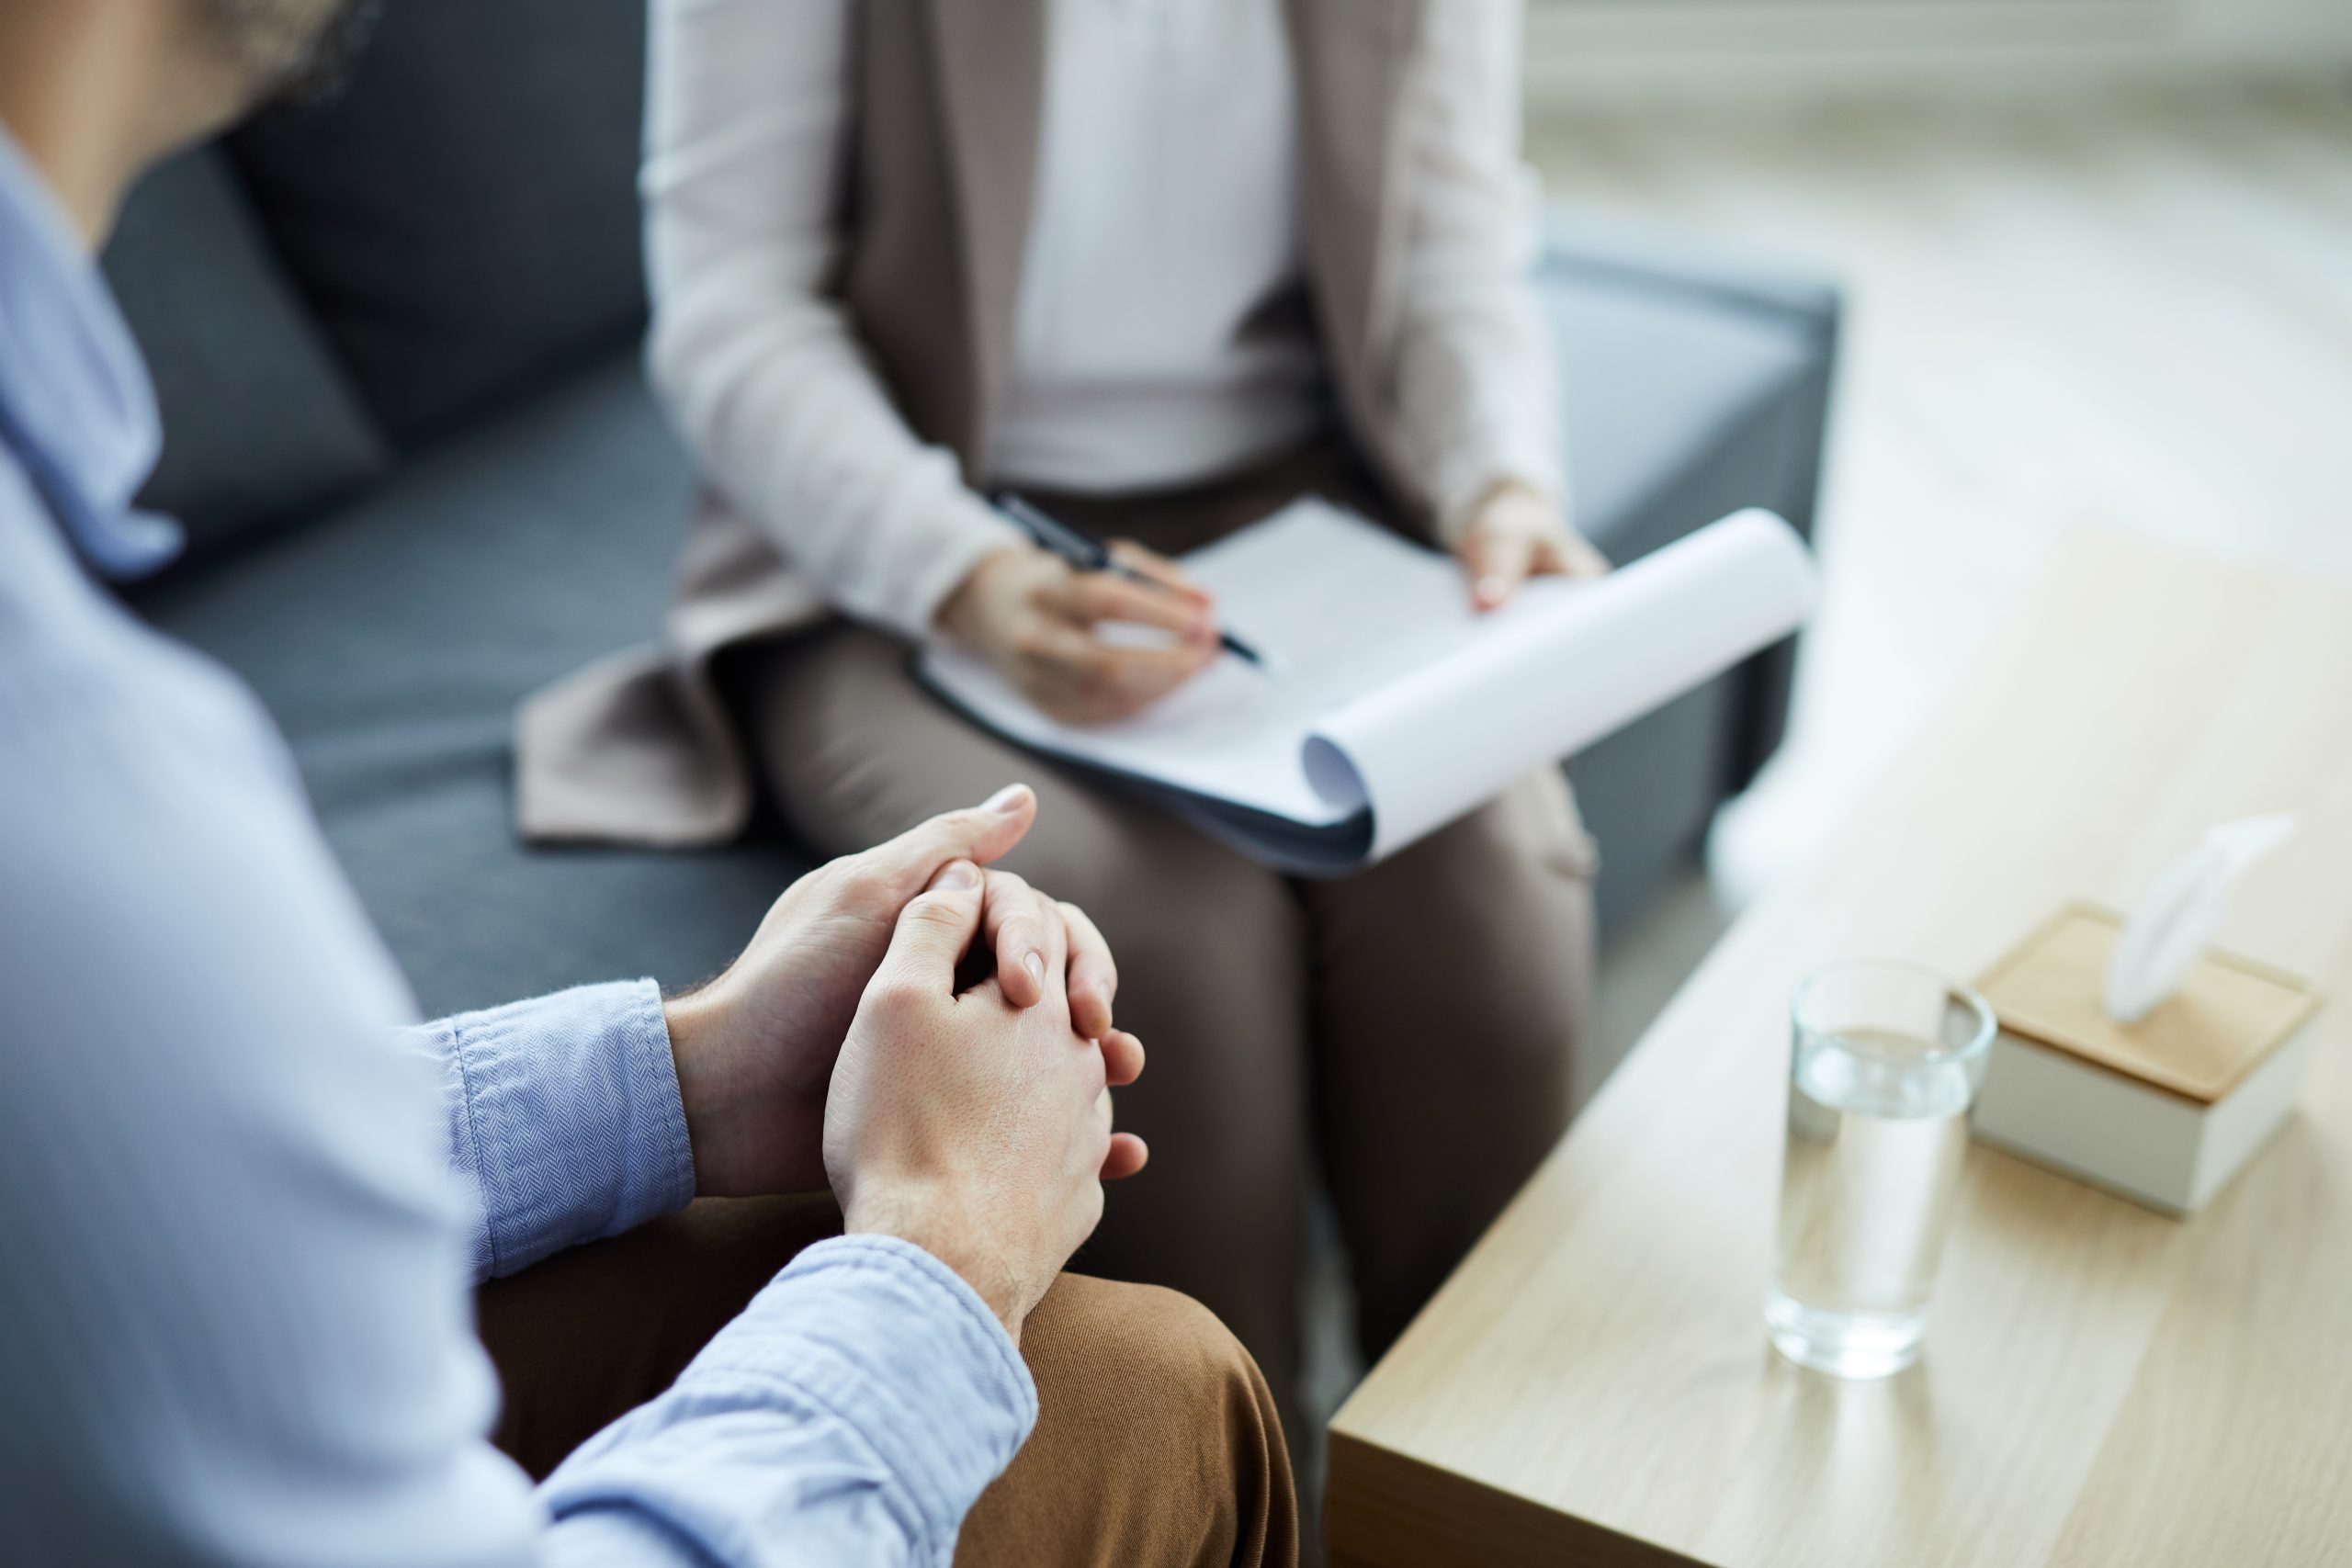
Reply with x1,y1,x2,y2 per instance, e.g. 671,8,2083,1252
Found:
1765,958,1996,1378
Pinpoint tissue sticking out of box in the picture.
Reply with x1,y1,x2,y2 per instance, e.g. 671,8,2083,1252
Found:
2104,814,2299,1024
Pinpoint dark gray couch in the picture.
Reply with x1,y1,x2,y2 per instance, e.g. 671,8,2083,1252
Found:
107,0,1837,1019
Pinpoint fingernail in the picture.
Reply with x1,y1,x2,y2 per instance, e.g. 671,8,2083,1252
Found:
1476,576,1510,604
936,860,980,890
1023,952,1046,986
984,783,1030,816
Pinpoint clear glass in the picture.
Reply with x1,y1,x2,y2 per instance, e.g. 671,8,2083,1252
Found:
1765,959,1995,1378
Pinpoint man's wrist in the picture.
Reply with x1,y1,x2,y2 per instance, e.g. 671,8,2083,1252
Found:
842,1185,1031,1346
662,985,726,1194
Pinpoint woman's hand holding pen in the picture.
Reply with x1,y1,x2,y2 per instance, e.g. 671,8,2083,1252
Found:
1454,478,1611,611
936,542,1222,724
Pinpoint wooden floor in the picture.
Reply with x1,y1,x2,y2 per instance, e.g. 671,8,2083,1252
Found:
1527,81,2352,928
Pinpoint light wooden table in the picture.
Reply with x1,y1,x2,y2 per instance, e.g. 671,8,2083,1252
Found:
1328,534,2352,1567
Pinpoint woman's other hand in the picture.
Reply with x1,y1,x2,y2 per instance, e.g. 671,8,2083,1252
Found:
1454,479,1611,612
935,542,1221,723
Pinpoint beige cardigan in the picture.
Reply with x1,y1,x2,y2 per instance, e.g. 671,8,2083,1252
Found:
516,0,1556,846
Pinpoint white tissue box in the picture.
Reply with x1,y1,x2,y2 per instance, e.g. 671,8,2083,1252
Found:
1970,904,2321,1214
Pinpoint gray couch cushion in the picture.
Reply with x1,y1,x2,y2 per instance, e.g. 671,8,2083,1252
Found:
228,0,649,446
137,355,801,1016
102,147,390,557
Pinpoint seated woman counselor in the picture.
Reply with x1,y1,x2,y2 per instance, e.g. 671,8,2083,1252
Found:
522,0,1608,1432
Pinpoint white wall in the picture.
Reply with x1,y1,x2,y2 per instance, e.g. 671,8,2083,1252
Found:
1525,0,2352,106
2180,0,2352,55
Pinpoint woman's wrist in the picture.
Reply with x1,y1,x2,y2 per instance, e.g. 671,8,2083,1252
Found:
1453,478,1610,606
933,546,1038,650
1451,475,1556,545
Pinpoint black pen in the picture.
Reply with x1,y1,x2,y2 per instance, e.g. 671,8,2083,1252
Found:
995,492,1270,670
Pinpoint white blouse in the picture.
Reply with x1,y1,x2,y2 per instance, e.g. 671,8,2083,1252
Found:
989,0,1325,491
644,0,1562,641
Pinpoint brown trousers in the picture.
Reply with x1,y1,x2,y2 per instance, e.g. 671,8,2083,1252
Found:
480,1195,1297,1566
732,442,1599,1447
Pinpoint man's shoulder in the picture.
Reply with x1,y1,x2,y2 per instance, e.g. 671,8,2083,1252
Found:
0,461,415,1071
0,447,98,628
0,451,284,790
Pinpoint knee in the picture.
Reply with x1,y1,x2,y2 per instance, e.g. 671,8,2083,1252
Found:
1023,1275,1278,1425
1024,1277,1295,1527
959,1277,1298,1565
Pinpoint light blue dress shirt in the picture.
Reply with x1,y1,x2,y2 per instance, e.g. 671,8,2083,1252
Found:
0,128,1035,1564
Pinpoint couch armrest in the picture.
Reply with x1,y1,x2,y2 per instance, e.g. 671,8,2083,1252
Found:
1536,208,1844,818
1542,213,1842,334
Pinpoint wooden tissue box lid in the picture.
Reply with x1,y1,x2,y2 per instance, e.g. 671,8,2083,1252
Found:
1977,902,2321,1103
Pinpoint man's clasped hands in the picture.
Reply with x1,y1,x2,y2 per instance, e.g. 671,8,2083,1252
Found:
658,781,1146,1347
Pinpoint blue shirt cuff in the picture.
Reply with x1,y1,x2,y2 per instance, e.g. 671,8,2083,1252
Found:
427,978,695,1280
692,1235,1037,1530
541,1235,1036,1562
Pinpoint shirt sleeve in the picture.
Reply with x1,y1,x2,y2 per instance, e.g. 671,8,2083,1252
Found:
405,980,697,1283
642,0,1028,639
1389,0,1569,544
540,1236,1037,1568
0,607,545,1566
0,523,1034,1566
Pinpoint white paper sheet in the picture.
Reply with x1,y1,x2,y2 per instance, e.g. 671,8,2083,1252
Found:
918,502,1816,869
